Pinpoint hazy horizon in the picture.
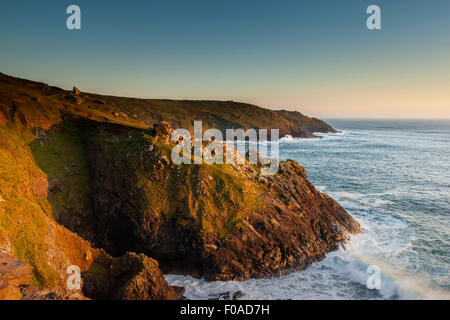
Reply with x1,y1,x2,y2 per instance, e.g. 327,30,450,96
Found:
1,0,449,119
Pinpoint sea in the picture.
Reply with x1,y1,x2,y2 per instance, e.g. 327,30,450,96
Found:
165,119,450,300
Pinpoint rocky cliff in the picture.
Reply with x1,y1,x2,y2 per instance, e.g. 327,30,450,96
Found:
84,121,360,280
0,72,360,299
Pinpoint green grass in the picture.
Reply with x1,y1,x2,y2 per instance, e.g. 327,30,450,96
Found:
0,125,61,286
30,121,93,220
0,125,95,288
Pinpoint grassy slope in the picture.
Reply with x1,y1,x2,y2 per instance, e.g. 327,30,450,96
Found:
0,124,96,288
84,94,335,137
0,72,336,137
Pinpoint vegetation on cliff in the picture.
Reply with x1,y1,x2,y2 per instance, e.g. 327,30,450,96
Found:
0,72,360,298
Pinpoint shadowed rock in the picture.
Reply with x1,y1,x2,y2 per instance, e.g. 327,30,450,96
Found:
82,251,180,300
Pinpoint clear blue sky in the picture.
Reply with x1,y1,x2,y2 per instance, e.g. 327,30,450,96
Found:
1,0,449,118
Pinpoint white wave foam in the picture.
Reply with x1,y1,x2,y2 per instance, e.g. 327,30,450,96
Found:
328,191,363,201
165,230,450,300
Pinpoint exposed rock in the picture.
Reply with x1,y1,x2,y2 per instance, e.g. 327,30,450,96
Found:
64,94,83,105
209,291,231,300
154,121,173,142
31,176,48,200
0,253,82,300
0,72,359,298
20,285,90,300
233,291,245,300
82,251,180,300
119,112,128,119
35,127,48,143
73,87,80,96
0,110,7,125
48,178,62,194
74,97,83,105
86,122,361,281
207,291,245,300
0,252,178,300
0,283,22,300
0,253,33,286
172,286,187,300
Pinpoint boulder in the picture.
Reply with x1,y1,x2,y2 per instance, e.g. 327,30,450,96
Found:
154,121,173,142
0,253,33,286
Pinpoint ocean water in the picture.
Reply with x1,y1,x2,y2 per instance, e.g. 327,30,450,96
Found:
166,119,450,300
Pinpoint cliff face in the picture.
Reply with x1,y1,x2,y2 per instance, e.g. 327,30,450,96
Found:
275,110,337,136
0,74,183,299
84,122,360,280
0,72,360,298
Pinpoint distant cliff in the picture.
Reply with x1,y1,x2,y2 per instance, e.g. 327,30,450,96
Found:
81,94,336,138
0,72,336,138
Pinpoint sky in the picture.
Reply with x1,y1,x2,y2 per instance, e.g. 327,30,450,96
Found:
0,0,449,118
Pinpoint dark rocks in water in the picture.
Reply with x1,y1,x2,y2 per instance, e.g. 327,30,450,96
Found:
172,286,187,300
233,291,245,300
208,291,246,300
209,291,231,300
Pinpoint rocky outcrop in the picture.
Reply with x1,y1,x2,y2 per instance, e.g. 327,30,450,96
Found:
276,110,337,136
0,253,33,286
202,159,361,280
0,253,87,300
0,71,360,298
0,253,32,300
82,251,180,300
154,120,173,142
86,122,361,281
0,121,181,300
0,251,180,300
